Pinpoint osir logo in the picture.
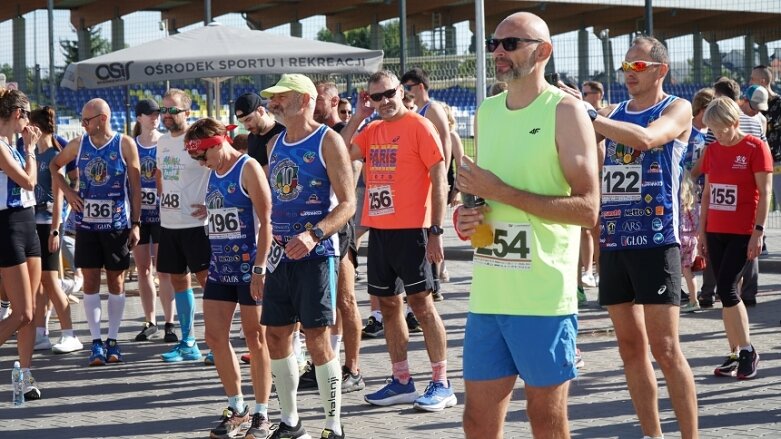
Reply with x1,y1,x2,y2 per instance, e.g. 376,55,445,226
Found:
95,62,133,82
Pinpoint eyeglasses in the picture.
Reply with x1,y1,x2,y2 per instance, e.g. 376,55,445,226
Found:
486,37,543,52
403,83,419,92
369,87,399,102
339,110,352,115
160,107,186,115
81,114,104,125
17,108,30,120
621,60,664,72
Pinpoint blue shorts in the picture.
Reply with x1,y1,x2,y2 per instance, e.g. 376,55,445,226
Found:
463,313,578,387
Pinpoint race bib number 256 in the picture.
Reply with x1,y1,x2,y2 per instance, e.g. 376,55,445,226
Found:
473,221,532,270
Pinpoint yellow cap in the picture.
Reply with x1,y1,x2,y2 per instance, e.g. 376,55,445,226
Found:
260,74,317,99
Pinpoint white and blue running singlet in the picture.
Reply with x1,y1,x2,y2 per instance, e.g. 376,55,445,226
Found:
75,133,130,231
600,95,686,251
205,155,257,285
267,124,338,269
0,140,35,210
136,137,160,224
417,102,431,116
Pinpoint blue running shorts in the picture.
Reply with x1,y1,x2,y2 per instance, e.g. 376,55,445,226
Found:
463,313,578,387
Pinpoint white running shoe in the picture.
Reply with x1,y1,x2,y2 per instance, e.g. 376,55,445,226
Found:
0,306,10,321
34,333,52,351
73,275,84,293
581,272,597,288
52,335,84,354
61,278,76,296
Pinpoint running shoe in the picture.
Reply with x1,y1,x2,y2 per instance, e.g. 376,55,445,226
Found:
161,341,202,362
439,269,450,283
577,286,587,308
341,365,365,393
204,351,215,366
413,380,457,412
244,412,271,439
105,339,124,363
241,353,252,364
320,428,344,439
135,322,158,341
210,405,250,439
432,290,445,302
34,333,52,351
736,347,759,380
52,335,83,354
714,352,739,377
269,420,309,439
164,322,178,343
697,293,714,309
680,301,701,313
299,361,318,389
88,339,107,366
364,377,418,406
406,311,422,333
581,272,597,287
361,316,383,338
0,303,10,320
23,371,41,400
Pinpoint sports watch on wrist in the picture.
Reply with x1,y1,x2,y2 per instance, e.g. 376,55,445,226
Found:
310,227,325,242
50,229,59,237
587,108,598,122
429,225,444,236
252,266,267,276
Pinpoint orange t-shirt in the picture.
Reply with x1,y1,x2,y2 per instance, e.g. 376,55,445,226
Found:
354,111,444,229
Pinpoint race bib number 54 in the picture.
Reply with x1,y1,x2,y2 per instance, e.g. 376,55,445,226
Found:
474,221,532,270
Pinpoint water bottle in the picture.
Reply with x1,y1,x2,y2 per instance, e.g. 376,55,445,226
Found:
461,193,493,248
11,361,24,407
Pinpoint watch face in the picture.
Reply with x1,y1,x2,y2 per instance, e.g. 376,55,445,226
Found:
313,228,325,239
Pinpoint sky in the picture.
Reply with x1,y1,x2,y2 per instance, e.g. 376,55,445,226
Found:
1,8,779,84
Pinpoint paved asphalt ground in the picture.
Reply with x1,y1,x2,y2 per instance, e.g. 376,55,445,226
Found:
1,224,781,438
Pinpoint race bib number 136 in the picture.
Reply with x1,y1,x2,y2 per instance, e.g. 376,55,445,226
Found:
473,221,532,270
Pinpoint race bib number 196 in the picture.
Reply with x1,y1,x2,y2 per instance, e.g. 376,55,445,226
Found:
208,207,241,239
473,221,532,270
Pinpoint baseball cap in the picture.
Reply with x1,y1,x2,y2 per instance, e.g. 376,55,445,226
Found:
234,92,265,119
743,85,769,111
260,74,317,100
135,99,160,116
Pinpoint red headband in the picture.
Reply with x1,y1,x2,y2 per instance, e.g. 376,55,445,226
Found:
184,125,237,153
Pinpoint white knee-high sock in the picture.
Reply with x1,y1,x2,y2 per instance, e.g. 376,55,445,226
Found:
83,293,102,341
270,352,300,427
315,357,342,435
107,294,125,340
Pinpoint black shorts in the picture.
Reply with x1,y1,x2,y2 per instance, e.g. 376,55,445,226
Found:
0,207,41,268
75,229,131,271
261,257,338,329
337,219,358,267
157,226,211,275
203,282,259,306
598,244,681,306
367,228,435,297
138,223,161,245
36,223,60,272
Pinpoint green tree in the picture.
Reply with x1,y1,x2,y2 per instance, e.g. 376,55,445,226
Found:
59,26,112,65
317,20,429,57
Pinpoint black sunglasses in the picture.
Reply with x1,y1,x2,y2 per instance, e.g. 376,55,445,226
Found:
15,107,30,119
403,83,419,92
369,87,398,102
486,37,543,52
190,151,208,162
339,110,352,115
160,107,186,115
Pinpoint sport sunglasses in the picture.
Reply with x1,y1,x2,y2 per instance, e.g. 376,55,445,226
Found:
160,107,186,115
369,88,399,102
621,60,665,72
486,37,543,52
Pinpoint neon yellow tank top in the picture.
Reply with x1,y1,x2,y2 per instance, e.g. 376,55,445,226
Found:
470,86,579,316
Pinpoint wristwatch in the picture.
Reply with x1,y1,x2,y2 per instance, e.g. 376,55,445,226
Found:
252,266,267,276
131,220,141,228
429,225,444,236
310,227,325,242
587,108,598,122
50,229,59,237
755,224,765,232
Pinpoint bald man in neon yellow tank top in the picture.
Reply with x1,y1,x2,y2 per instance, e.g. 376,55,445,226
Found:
455,12,600,439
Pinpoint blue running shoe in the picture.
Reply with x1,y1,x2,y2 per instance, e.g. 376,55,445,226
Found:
204,351,215,366
88,340,107,367
105,339,124,363
413,380,457,412
364,376,417,406
162,341,202,362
